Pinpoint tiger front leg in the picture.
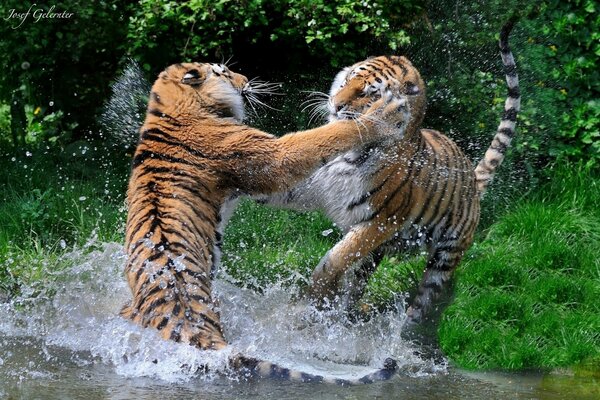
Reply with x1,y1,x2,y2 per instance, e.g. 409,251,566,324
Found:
309,220,393,308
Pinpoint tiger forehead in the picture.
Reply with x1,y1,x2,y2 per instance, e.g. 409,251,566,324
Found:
349,57,417,86
161,62,231,79
160,62,202,78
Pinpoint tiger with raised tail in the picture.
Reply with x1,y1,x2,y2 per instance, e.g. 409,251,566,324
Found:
121,61,405,383
261,19,520,323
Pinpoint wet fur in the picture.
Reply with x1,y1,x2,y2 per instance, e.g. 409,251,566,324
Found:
262,21,520,322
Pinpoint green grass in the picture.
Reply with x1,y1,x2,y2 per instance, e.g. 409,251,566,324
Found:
221,200,339,289
438,164,600,370
0,146,128,294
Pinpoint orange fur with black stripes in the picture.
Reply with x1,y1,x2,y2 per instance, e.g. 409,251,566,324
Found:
262,21,520,322
121,61,406,360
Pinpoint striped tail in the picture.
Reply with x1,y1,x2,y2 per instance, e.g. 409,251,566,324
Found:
474,17,521,195
231,354,398,385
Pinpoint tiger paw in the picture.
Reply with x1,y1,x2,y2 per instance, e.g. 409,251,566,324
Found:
361,92,410,136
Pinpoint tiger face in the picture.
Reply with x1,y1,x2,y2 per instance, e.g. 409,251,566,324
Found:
327,56,426,136
153,62,249,122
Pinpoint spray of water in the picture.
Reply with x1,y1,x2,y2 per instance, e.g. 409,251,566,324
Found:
0,239,446,384
99,60,149,149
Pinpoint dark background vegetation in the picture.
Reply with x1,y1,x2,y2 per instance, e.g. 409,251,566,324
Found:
0,0,598,372
1,0,598,164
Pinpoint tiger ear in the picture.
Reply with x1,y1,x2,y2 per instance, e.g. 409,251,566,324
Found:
182,69,204,85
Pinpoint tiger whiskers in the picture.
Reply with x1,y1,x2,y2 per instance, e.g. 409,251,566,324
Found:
243,78,283,118
222,55,238,69
245,78,283,96
342,110,371,143
301,91,330,126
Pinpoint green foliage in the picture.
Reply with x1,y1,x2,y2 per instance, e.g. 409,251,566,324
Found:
0,1,133,143
0,103,10,145
438,165,600,370
1,0,597,170
275,0,422,65
128,0,269,64
540,0,600,166
24,106,78,145
128,0,425,67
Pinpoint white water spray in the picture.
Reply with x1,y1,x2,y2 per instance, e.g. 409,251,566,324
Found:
0,240,446,384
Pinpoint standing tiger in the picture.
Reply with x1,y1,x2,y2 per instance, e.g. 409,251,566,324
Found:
121,61,405,382
260,20,520,323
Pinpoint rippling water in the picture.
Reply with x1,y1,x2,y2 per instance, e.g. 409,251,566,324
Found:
0,242,592,399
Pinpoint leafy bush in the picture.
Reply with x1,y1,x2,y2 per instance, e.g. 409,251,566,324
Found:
0,0,133,143
0,103,10,146
128,0,425,68
543,0,600,165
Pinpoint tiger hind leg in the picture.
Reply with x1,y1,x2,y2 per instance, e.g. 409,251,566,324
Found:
407,233,471,323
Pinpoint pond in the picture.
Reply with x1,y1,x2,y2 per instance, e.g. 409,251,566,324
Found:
0,242,595,399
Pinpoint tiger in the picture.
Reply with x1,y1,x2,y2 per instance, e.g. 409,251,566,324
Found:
120,61,406,383
260,19,520,323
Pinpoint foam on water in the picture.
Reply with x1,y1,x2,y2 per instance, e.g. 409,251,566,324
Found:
0,241,446,383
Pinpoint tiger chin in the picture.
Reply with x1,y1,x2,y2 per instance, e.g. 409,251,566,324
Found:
261,20,520,324
121,61,406,383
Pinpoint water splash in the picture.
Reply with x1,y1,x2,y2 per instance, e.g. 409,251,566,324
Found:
99,60,149,149
0,240,446,384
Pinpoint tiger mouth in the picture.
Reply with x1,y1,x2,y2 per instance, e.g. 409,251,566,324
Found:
215,108,236,118
331,108,366,121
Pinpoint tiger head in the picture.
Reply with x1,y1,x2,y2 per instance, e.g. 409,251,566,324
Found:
149,62,250,122
327,56,426,137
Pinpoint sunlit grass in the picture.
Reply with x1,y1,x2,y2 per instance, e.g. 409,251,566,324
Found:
439,164,600,370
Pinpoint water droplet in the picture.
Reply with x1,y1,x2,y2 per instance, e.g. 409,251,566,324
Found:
78,196,87,201
321,229,334,237
60,239,67,249
49,101,54,107
25,151,32,157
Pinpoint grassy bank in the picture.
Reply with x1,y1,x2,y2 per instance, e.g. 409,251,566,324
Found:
439,165,600,370
1,149,598,372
